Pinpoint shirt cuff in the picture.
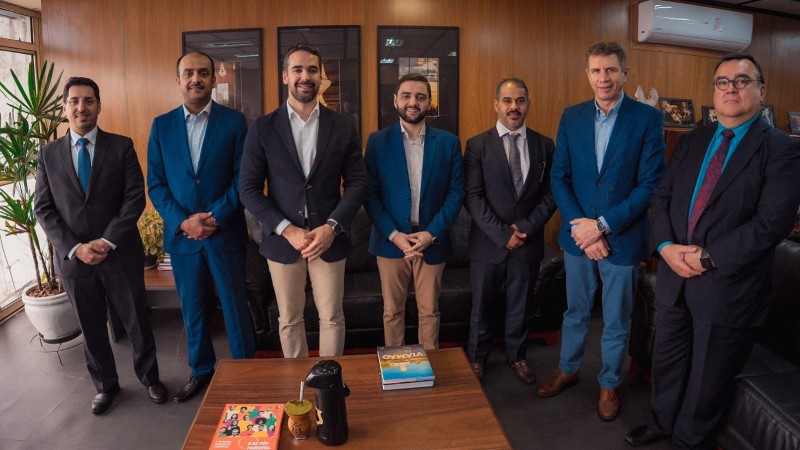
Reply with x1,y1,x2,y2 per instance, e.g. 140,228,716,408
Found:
658,241,674,254
275,219,291,235
101,238,116,250
388,230,399,242
598,216,611,234
68,243,81,260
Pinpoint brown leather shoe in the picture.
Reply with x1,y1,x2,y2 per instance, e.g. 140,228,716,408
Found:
470,363,484,380
508,359,536,384
536,368,579,397
598,388,619,421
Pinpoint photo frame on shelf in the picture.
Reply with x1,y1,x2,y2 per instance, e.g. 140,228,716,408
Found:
377,26,459,136
183,28,263,127
278,26,361,134
701,105,717,126
790,111,800,135
759,104,776,127
659,97,696,128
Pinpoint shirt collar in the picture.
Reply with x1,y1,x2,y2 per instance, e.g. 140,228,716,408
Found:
70,127,99,146
595,94,624,118
182,100,213,119
495,121,526,138
714,111,760,140
400,122,426,141
286,100,320,121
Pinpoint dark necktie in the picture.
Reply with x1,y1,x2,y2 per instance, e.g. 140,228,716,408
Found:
78,137,91,194
507,133,524,195
687,129,735,241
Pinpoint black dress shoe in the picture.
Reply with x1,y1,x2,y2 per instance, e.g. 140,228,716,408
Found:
625,424,670,446
91,384,120,415
147,382,168,404
173,374,213,403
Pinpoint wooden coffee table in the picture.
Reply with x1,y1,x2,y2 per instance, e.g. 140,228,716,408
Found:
183,348,510,449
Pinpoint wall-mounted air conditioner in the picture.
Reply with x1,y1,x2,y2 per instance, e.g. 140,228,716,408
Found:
638,0,753,52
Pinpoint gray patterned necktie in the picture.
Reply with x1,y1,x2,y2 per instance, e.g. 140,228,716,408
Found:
507,133,523,195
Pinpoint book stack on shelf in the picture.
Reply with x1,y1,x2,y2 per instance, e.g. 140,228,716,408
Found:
157,253,172,271
377,344,435,390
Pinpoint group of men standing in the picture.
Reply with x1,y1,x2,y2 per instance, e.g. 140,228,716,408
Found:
33,38,800,450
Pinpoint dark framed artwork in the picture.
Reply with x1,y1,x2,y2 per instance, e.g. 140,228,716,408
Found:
790,111,800,135
377,26,459,135
701,106,717,126
759,104,775,127
183,28,263,127
659,97,696,128
278,26,361,134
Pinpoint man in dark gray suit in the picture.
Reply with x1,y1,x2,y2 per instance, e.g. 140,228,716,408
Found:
35,77,165,414
463,78,556,383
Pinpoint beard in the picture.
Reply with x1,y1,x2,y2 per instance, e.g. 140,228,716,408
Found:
397,105,428,124
290,81,319,104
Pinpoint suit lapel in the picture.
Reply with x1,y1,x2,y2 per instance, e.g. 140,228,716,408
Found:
196,102,221,174
57,135,84,196
275,106,304,175
170,106,195,175
390,124,412,196
487,128,518,199
707,119,767,207
521,127,542,194
420,126,437,200
598,96,632,177
309,106,332,179
88,129,110,196
577,101,600,178
675,125,715,236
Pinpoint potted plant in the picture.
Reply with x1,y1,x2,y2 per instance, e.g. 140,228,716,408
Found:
0,61,78,343
138,209,164,268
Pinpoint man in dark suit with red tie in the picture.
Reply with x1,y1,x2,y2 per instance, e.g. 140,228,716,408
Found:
626,54,800,448
463,78,556,383
35,77,165,414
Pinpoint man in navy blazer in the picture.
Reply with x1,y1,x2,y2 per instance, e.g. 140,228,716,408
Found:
364,73,464,350
626,54,800,449
464,78,556,383
239,44,366,358
542,42,665,421
148,52,254,402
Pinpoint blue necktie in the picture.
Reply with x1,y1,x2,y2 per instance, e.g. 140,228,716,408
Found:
77,137,91,194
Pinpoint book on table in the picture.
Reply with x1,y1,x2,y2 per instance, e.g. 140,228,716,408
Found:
208,403,283,449
377,344,435,390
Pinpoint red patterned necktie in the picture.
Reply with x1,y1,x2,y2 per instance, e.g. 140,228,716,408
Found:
687,129,735,241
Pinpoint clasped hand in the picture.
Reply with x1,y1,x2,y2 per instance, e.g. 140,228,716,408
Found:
181,212,218,240
505,224,527,250
75,239,111,265
283,223,335,261
660,244,706,278
391,230,434,258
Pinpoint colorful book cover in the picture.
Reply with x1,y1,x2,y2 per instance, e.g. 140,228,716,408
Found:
377,344,435,389
209,403,283,449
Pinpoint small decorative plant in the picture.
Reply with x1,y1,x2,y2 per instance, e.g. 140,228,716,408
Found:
137,209,164,260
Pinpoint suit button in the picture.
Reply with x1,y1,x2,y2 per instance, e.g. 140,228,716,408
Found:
305,185,312,190
591,206,595,211
298,211,304,216
195,180,200,185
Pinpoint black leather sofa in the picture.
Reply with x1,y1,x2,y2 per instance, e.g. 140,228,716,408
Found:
250,207,568,353
629,237,800,450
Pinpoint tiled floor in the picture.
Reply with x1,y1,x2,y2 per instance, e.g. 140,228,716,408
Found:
0,306,671,449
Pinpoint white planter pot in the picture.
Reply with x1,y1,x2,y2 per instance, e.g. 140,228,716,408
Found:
21,281,82,343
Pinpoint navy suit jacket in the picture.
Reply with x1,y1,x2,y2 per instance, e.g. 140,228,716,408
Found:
364,123,465,264
239,104,366,264
147,102,248,255
35,129,145,279
551,95,665,266
464,126,556,265
650,120,800,327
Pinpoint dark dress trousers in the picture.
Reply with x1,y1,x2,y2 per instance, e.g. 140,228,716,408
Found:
34,129,159,393
463,126,556,363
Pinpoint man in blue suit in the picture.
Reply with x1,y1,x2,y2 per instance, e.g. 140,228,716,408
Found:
540,42,665,421
364,73,464,350
148,52,254,402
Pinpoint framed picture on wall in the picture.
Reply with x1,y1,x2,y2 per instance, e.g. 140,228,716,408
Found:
377,26,459,136
278,26,361,135
659,97,696,128
759,104,775,127
183,28,263,127
790,111,800,135
701,106,717,126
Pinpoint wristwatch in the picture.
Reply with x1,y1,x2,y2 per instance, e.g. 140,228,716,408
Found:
596,219,608,235
327,219,344,236
700,249,714,270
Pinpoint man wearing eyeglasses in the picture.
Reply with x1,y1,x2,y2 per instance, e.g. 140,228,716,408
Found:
625,54,800,448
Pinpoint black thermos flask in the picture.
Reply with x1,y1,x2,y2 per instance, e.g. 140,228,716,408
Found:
305,360,350,446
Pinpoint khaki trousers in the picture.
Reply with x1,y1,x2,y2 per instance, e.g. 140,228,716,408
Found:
267,257,346,358
376,256,445,350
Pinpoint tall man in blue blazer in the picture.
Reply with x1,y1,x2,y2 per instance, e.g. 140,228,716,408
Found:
626,54,800,449
148,52,254,402
239,44,366,358
364,73,464,350
542,42,665,421
464,78,557,383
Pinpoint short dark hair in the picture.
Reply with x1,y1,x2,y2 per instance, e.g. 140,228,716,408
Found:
63,77,100,103
176,51,215,77
495,77,529,100
714,52,765,85
283,43,322,71
586,41,627,70
396,73,431,99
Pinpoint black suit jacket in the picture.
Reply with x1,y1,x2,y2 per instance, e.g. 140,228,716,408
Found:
239,104,367,264
34,129,146,279
463,126,556,264
650,120,800,327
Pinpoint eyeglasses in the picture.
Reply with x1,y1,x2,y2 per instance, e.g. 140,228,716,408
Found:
713,77,762,91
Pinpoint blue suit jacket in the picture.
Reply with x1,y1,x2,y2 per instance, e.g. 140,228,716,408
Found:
551,95,665,265
147,101,248,255
364,123,465,264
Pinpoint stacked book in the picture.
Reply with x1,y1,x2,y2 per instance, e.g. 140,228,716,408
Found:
377,344,435,390
157,253,172,271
